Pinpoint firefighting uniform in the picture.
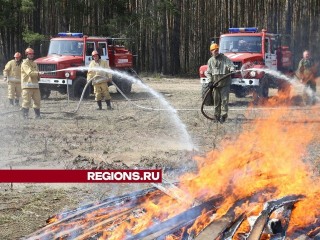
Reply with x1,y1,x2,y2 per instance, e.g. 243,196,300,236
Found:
3,59,22,101
21,58,41,109
297,58,317,105
87,59,112,101
207,53,234,119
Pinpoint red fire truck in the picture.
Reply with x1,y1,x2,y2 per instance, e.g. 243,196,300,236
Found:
199,27,293,102
35,32,134,99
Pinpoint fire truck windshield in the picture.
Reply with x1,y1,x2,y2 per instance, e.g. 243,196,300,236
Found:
48,40,83,56
219,36,262,53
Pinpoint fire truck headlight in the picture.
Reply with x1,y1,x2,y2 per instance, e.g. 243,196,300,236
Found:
249,71,256,77
65,72,70,78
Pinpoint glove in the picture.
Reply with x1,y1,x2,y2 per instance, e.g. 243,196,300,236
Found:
207,81,214,90
230,66,235,72
3,77,7,81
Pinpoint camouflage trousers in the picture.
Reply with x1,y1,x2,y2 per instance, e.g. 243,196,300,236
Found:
212,84,230,118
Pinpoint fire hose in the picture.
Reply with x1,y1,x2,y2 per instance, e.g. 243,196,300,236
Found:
201,70,241,121
68,78,125,114
0,76,95,116
64,76,130,114
63,77,94,114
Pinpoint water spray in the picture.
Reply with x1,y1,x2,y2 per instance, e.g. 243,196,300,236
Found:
200,67,320,121
40,66,196,150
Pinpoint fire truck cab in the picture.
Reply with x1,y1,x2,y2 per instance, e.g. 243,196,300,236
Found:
35,32,134,99
199,27,293,102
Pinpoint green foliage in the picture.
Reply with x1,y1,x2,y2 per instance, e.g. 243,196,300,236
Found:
0,0,18,27
21,0,35,12
22,29,45,45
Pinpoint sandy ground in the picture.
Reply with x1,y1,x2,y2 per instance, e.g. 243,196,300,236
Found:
0,77,319,239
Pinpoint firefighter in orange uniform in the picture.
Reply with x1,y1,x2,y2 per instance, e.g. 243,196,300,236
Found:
21,48,43,119
3,52,23,106
297,50,318,105
87,50,113,110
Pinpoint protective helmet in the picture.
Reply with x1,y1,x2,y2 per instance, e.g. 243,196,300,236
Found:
210,43,219,51
25,48,34,55
14,52,22,58
91,50,99,56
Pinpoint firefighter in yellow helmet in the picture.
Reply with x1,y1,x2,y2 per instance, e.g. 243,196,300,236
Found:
87,50,113,110
3,52,23,106
21,48,43,119
207,43,235,123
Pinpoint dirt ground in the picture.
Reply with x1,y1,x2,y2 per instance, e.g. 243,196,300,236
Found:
0,76,319,239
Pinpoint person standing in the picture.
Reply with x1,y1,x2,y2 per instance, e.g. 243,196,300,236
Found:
297,50,318,105
3,52,23,106
21,48,43,119
207,43,234,123
87,50,113,110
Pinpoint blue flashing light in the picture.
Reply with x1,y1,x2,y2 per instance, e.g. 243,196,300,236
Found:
58,32,83,37
229,27,258,33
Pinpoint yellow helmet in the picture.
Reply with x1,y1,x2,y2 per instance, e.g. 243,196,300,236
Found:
210,43,219,51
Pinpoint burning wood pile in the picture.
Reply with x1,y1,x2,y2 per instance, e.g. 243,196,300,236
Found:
24,108,320,239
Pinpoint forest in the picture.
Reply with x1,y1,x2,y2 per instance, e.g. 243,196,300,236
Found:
0,0,319,75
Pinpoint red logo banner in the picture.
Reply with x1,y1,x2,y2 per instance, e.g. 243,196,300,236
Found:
0,169,162,183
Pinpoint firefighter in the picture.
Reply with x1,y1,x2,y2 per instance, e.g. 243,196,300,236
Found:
3,52,23,106
297,50,318,105
87,50,113,110
21,48,43,119
207,43,234,123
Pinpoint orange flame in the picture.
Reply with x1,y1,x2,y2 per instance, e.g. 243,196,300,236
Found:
180,106,320,235
35,104,320,239
187,209,214,236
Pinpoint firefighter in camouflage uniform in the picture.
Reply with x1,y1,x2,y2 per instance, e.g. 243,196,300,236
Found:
21,48,43,119
87,50,113,110
297,50,318,105
3,52,23,106
207,43,235,123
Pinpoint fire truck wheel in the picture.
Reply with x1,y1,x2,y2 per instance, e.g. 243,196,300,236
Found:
70,76,91,99
39,85,51,99
113,76,132,94
235,89,247,98
119,82,132,94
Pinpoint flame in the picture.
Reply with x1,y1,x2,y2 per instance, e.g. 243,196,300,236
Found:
187,209,213,236
29,102,320,239
180,105,320,235
46,215,60,224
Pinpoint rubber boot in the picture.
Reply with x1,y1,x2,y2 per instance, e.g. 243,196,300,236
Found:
14,99,19,106
214,115,220,122
9,99,14,105
97,100,102,110
34,108,41,119
106,100,113,110
220,114,227,124
22,108,29,119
